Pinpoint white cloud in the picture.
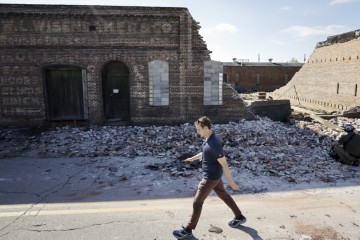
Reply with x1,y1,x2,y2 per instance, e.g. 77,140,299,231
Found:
330,0,354,5
282,25,346,39
201,23,239,34
279,6,291,11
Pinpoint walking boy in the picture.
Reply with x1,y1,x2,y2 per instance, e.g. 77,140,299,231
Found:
173,116,246,239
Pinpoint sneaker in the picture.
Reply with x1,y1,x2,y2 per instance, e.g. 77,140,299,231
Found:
172,227,193,239
228,215,247,228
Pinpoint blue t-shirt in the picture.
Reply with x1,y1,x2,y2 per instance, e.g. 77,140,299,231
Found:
202,132,225,180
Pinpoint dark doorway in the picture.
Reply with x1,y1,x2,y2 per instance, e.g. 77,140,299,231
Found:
44,67,88,120
102,61,130,120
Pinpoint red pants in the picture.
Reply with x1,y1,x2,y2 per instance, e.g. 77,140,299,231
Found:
186,178,242,230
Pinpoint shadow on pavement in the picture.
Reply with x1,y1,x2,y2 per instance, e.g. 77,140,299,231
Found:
189,237,199,240
237,225,263,240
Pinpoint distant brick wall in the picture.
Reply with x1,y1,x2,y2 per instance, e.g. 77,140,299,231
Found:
270,29,360,113
0,4,253,126
223,63,302,93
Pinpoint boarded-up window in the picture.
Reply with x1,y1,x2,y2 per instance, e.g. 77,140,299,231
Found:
149,60,169,106
44,67,87,120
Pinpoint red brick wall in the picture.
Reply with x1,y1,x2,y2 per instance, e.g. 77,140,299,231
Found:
223,63,302,92
0,4,253,126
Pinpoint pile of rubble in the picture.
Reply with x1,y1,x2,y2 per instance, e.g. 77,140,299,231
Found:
0,115,359,184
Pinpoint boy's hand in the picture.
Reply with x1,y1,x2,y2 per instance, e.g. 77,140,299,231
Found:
229,181,240,191
183,158,193,164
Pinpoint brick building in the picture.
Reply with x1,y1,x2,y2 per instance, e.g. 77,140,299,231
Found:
0,4,254,127
270,29,360,114
223,61,303,93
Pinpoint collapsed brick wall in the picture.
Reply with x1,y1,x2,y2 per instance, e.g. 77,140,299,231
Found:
0,4,253,127
270,30,360,113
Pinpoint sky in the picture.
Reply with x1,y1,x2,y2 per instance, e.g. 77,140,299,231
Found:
1,0,359,63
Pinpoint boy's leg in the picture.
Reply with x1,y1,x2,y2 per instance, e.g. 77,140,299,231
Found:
213,179,247,228
186,178,219,230
213,179,242,218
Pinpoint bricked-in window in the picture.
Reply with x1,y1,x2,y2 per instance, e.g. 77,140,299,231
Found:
284,74,288,84
235,74,240,84
204,61,223,105
89,25,96,32
149,60,169,106
223,73,228,83
256,74,261,85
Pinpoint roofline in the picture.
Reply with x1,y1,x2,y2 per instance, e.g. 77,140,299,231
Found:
222,62,304,67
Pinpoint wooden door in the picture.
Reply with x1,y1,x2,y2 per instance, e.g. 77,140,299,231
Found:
103,75,130,119
45,67,87,120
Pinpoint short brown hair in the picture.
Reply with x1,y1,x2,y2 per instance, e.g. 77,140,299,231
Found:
195,116,212,129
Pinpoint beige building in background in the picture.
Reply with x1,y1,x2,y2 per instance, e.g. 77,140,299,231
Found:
271,29,360,114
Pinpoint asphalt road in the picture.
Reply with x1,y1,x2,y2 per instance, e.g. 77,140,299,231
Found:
1,188,360,240
0,157,360,240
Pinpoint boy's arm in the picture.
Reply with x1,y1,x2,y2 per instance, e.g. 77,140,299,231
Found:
218,156,239,191
183,152,202,164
